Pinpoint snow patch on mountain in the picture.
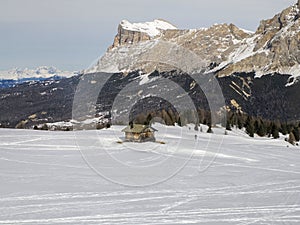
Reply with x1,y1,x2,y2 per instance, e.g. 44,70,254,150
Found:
120,19,177,37
209,34,270,75
239,28,255,34
0,66,79,80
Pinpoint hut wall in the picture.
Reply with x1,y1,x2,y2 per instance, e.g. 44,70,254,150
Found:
125,131,155,142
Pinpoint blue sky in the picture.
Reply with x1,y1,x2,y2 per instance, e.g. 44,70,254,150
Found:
0,0,296,71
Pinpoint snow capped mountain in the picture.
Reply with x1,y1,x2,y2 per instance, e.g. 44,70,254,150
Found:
87,20,251,74
87,1,300,84
0,66,79,80
80,1,300,127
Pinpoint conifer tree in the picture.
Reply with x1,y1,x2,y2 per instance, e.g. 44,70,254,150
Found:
245,117,255,137
257,121,267,137
254,119,260,134
288,132,296,145
292,127,300,142
271,123,280,139
207,123,213,133
145,113,152,125
237,116,244,129
177,117,182,127
194,124,199,131
162,109,173,125
226,121,232,131
281,123,288,135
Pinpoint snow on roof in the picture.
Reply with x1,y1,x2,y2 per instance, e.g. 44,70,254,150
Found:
120,19,177,37
122,124,158,133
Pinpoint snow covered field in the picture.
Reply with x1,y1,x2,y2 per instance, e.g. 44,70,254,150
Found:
0,125,299,224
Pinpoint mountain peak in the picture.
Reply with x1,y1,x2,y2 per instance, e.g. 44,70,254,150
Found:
119,19,177,37
89,2,300,80
108,19,178,50
88,20,251,74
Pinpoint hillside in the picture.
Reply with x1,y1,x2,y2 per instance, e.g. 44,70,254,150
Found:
1,2,300,128
0,125,299,224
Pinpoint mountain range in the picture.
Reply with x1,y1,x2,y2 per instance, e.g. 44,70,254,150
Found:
89,2,300,83
1,1,300,128
0,66,79,88
84,1,300,121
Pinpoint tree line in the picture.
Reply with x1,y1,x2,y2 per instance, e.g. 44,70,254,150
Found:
224,111,300,145
131,109,300,145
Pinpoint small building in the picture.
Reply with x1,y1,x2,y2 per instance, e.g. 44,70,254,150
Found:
122,124,157,142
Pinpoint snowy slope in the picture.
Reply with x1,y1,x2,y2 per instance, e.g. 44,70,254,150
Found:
0,125,299,224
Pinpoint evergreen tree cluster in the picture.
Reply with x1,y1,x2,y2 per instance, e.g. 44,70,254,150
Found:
133,108,180,126
130,108,300,144
225,112,300,141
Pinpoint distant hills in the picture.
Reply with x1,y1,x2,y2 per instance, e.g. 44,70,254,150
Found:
0,66,79,88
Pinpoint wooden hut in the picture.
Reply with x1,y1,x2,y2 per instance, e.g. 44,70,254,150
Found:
122,124,157,142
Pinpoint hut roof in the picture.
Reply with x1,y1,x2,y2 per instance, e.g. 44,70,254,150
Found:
122,124,157,133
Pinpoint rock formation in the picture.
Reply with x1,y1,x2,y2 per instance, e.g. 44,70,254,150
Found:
216,3,300,79
109,19,177,50
89,20,251,74
88,1,300,84
109,22,151,50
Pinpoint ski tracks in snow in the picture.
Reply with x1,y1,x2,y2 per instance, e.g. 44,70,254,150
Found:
0,128,299,224
0,180,299,224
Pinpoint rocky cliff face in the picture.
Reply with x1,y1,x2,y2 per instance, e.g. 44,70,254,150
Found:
88,1,300,85
109,21,150,50
109,19,177,50
88,20,251,74
216,3,300,81
161,23,251,69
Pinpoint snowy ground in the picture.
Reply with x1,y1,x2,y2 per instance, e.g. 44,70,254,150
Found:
0,124,299,224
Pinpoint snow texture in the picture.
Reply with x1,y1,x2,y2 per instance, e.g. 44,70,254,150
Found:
120,19,177,37
0,125,299,224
